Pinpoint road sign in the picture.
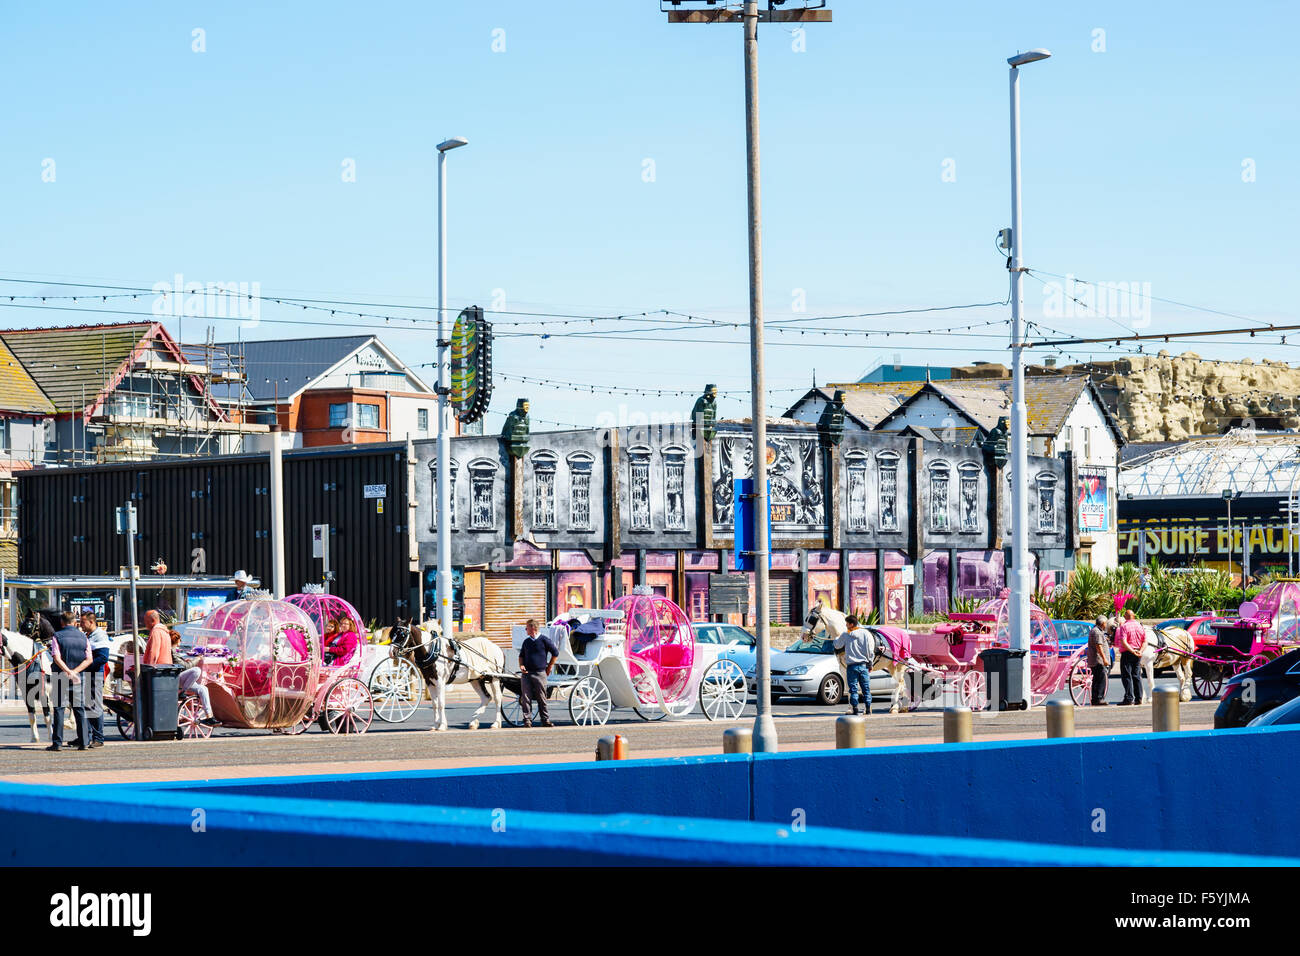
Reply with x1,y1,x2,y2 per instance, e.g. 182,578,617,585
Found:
733,478,771,572
114,505,137,535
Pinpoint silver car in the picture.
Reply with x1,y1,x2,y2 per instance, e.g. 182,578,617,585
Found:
744,633,896,706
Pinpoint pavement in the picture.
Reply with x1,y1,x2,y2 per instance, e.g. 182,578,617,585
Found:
0,676,1215,786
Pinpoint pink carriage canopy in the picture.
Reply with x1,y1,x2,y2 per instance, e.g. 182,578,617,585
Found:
1229,581,1300,645
284,592,366,667
975,590,1060,697
196,598,321,728
607,590,696,703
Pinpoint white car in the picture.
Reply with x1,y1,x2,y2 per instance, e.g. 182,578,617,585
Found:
743,632,897,706
691,623,757,673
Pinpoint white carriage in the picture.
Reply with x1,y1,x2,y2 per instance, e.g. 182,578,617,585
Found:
503,592,748,726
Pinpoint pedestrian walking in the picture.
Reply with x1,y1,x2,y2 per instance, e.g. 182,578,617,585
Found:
833,614,875,716
1088,614,1112,706
81,612,112,748
48,612,90,751
517,618,558,728
1114,609,1147,705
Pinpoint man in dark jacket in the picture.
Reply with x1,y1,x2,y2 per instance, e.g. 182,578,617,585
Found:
48,611,90,751
517,619,558,728
1088,615,1112,706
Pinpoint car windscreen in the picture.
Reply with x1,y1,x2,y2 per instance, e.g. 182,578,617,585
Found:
783,637,835,654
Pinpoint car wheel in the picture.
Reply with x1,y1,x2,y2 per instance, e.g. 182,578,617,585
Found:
818,674,843,706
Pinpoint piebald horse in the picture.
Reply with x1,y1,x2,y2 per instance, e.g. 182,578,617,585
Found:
385,620,505,731
801,604,914,713
1140,624,1195,703
1,629,58,742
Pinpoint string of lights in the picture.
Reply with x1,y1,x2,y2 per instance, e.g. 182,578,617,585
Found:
1028,269,1278,329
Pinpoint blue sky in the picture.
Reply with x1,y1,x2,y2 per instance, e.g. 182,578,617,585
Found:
2,1,1296,428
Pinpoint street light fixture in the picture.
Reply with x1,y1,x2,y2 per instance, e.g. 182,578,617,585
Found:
1006,47,1050,705
436,135,468,642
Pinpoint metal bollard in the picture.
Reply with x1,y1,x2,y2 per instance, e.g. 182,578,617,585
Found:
1152,686,1180,732
596,734,628,760
835,715,866,749
943,706,973,743
1045,699,1074,738
722,726,753,754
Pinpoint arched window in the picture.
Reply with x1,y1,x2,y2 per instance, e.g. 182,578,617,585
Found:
929,461,951,532
877,452,900,532
1036,472,1058,532
531,451,558,530
468,458,499,531
845,451,869,532
958,462,980,532
567,452,594,531
662,445,688,531
628,446,652,531
427,457,459,530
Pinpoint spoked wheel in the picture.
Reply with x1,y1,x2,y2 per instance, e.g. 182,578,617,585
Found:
178,697,213,739
320,678,372,734
1069,658,1093,706
1240,653,1269,675
274,704,315,735
961,670,987,711
369,657,424,723
501,688,538,727
699,659,747,721
629,657,669,721
568,675,613,726
115,712,136,741
1192,662,1225,700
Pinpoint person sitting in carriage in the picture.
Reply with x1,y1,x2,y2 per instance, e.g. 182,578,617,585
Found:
169,630,218,726
322,614,360,667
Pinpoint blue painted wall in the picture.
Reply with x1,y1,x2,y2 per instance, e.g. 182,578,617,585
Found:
24,726,1300,865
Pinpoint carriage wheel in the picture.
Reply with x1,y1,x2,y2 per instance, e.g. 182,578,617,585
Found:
628,657,669,721
501,689,539,727
961,670,987,711
1191,663,1224,700
1239,654,1269,675
115,712,136,741
321,678,372,735
178,697,213,739
1068,658,1093,707
699,659,747,721
568,676,613,726
368,657,423,723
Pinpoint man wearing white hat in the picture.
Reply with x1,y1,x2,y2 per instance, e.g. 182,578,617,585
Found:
226,571,254,604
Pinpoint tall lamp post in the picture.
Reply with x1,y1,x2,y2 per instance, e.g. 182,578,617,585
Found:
436,136,468,640
1007,48,1050,704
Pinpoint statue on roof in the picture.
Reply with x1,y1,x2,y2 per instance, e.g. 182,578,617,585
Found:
501,398,530,459
817,389,846,447
691,383,718,444
982,415,1010,468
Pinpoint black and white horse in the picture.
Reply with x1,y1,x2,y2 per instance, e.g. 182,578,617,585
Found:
1,629,57,743
384,620,505,731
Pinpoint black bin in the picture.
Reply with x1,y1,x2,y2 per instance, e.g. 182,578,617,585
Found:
980,648,1029,711
140,665,183,740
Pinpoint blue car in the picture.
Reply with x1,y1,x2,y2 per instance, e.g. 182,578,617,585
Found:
1052,619,1094,658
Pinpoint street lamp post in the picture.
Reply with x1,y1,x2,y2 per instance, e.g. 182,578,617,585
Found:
1007,48,1050,705
436,136,468,640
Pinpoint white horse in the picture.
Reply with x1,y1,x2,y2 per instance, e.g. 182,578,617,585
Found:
1,629,57,742
1140,624,1195,703
386,620,505,731
800,604,913,714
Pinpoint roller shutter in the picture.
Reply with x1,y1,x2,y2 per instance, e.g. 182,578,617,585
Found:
769,573,797,626
482,573,549,648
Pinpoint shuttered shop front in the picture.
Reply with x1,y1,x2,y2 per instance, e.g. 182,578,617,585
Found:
769,573,797,626
482,574,548,647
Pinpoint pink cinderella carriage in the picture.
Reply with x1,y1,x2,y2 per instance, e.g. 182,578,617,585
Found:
179,595,374,737
507,587,747,726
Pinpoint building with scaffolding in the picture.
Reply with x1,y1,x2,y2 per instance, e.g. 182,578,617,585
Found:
1118,428,1300,579
0,322,268,569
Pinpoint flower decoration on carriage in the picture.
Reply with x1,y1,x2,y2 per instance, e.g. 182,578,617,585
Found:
1113,591,1136,614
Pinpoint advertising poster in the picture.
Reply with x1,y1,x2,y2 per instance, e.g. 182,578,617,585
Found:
1078,471,1109,532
